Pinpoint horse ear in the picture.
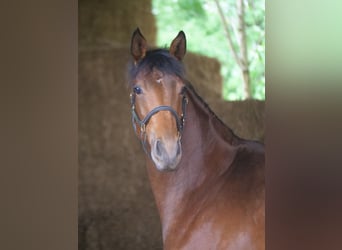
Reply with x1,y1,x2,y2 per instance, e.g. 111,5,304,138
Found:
131,28,147,63
169,31,186,61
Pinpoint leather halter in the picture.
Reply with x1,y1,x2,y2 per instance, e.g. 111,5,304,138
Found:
130,90,188,154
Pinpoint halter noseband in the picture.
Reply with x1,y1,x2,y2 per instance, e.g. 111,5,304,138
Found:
130,90,188,154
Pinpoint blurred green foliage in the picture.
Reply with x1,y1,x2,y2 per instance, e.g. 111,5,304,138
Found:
152,0,265,100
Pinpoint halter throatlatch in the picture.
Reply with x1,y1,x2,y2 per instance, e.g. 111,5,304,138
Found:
130,91,188,155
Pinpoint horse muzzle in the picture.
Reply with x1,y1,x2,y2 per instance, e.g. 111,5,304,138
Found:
151,138,182,171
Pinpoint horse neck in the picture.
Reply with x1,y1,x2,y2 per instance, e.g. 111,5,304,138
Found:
145,85,240,239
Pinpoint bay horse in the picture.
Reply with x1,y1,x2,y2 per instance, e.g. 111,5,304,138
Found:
128,28,265,250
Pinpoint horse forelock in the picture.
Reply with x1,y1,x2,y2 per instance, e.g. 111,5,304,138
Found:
129,49,185,84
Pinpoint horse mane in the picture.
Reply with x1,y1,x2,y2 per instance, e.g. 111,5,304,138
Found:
184,81,239,141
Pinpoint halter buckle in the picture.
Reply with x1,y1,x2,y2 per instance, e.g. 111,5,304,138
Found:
181,115,185,126
140,123,146,133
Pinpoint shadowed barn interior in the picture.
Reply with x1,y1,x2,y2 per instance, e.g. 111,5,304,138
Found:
79,0,264,249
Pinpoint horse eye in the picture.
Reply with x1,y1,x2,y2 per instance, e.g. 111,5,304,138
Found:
133,86,142,95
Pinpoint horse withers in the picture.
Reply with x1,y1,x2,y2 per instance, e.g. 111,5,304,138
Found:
128,28,265,250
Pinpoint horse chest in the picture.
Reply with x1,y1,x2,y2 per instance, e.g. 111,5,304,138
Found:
165,222,257,250
164,205,261,250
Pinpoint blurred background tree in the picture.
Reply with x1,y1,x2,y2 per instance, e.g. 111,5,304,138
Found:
152,0,265,100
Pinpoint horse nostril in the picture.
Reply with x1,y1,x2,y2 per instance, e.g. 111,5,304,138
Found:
155,140,163,157
176,140,181,156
